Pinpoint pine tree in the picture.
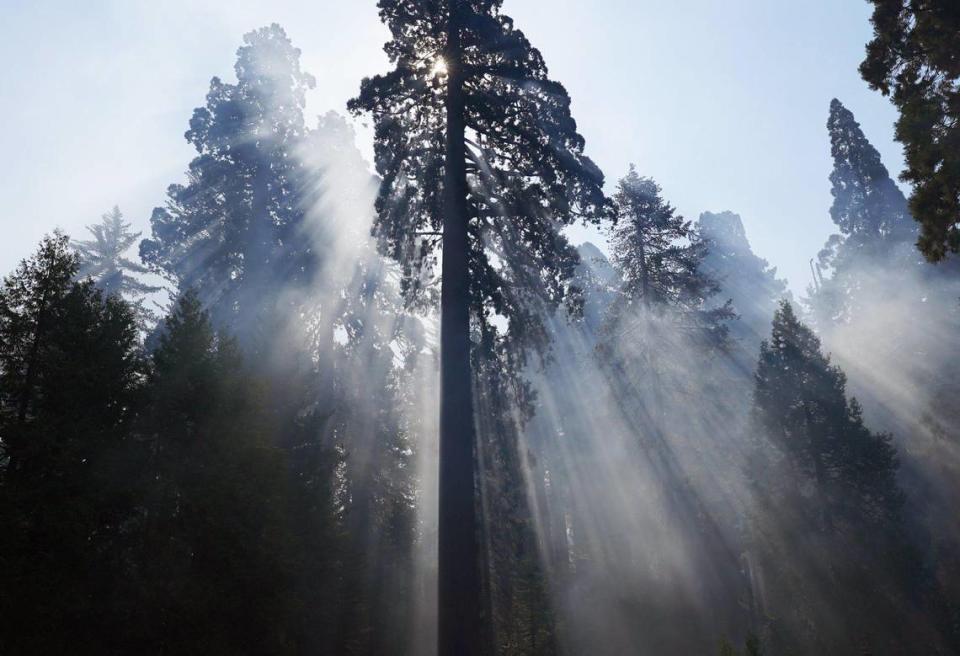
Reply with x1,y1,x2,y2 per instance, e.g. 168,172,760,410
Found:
140,25,316,344
137,292,296,655
350,3,607,651
607,166,733,343
753,301,903,528
72,206,159,309
860,1,960,262
747,302,929,653
0,234,144,654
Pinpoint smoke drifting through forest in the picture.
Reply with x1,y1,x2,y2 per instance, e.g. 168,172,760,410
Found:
0,13,958,656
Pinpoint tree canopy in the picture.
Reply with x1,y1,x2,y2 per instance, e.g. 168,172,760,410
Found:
860,0,960,262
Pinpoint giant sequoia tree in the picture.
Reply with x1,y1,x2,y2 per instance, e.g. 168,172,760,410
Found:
141,24,315,344
825,99,915,250
860,0,960,262
698,211,789,349
350,2,606,652
810,100,922,326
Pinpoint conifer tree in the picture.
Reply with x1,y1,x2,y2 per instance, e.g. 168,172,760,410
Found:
0,234,144,654
350,3,606,651
607,166,733,343
698,211,789,349
860,1,960,262
753,301,903,528
810,100,926,326
137,292,295,655
141,25,315,343
826,99,915,248
747,302,935,653
73,206,159,306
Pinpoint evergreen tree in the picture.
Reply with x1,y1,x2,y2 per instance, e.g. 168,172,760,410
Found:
72,206,159,309
826,99,915,248
809,100,927,326
747,302,943,653
0,234,144,654
860,1,960,262
136,292,296,655
607,166,733,343
753,301,903,531
697,211,788,350
350,2,607,651
589,173,749,652
141,24,316,344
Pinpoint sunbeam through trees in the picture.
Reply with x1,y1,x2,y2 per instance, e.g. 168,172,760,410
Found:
0,3,959,655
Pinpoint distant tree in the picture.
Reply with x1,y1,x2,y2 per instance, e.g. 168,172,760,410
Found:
698,211,789,350
860,1,960,262
607,166,733,343
0,234,144,654
826,99,915,248
809,100,927,326
350,2,607,651
72,206,159,306
141,25,316,344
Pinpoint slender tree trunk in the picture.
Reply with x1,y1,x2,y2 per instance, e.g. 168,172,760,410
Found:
438,3,483,654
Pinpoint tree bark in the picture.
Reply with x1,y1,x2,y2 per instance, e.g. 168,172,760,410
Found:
438,2,483,654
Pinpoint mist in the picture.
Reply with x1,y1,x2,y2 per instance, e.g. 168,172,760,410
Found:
0,6,958,656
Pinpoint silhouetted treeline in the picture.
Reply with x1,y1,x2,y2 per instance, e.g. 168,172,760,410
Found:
1,13,959,656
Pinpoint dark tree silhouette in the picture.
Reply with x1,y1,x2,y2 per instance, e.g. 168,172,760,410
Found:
753,302,903,530
350,2,606,652
747,302,947,653
0,234,144,654
860,0,960,262
826,99,915,249
136,292,296,655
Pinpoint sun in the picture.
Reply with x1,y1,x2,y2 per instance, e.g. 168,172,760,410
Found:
430,57,448,77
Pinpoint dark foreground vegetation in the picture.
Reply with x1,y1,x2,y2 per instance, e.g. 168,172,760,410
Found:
1,2,959,654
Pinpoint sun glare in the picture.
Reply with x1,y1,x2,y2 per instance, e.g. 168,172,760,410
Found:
431,57,448,77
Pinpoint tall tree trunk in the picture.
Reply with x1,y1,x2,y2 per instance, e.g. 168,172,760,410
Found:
438,3,483,654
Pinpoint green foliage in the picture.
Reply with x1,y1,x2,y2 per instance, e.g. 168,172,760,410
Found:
754,301,903,528
718,638,739,656
745,302,942,653
350,0,607,361
860,0,960,261
134,292,300,654
607,167,733,345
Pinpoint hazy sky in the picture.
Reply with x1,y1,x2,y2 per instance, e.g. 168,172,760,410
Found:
0,0,904,294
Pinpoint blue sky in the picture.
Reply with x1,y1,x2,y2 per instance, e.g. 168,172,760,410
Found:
0,0,903,294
